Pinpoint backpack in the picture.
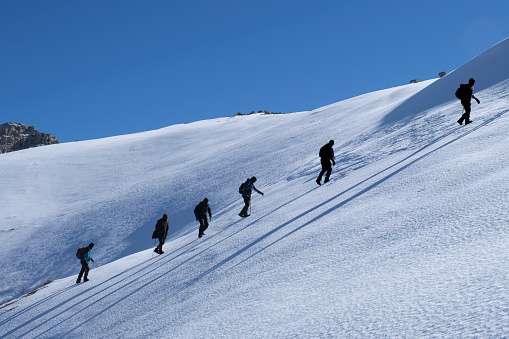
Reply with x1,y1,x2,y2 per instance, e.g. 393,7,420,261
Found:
455,84,466,100
319,144,331,158
76,247,85,259
239,182,246,194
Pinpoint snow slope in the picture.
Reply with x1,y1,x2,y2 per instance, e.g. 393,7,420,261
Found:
1,37,509,337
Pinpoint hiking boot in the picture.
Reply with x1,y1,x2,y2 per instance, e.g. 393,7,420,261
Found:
76,279,81,284
324,178,329,183
465,120,473,124
457,119,463,125
316,179,321,185
154,248,159,253
84,278,89,282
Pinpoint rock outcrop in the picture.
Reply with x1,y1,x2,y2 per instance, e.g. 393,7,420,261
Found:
0,122,59,154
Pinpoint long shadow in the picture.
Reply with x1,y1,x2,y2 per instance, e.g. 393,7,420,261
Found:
0,285,77,326
4,237,202,339
7,186,319,338
11,212,254,336
55,216,282,336
184,108,508,287
25,188,322,337
170,185,318,256
176,185,320,260
22,217,253,337
41,187,317,333
8,109,507,337
232,108,509,268
161,129,459,289
4,167,371,337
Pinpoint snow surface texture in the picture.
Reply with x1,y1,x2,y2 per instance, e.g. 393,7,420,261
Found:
1,37,509,338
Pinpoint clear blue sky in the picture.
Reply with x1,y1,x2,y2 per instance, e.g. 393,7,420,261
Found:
1,0,508,142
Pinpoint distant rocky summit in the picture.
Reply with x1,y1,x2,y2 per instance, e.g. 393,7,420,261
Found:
0,122,59,154
234,110,283,116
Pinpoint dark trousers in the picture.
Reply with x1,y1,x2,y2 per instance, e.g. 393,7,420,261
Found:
240,195,250,216
317,159,332,183
156,236,165,250
78,260,89,281
458,100,472,123
198,217,209,237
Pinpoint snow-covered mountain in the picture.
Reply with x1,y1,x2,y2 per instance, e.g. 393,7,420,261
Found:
1,37,509,337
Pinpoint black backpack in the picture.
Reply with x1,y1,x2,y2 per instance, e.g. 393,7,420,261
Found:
76,247,85,259
319,145,325,157
239,180,248,194
194,203,201,218
455,84,466,100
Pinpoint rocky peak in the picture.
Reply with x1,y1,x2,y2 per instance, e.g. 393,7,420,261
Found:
0,122,59,154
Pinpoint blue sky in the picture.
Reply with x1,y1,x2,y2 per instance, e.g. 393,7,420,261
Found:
1,0,508,142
